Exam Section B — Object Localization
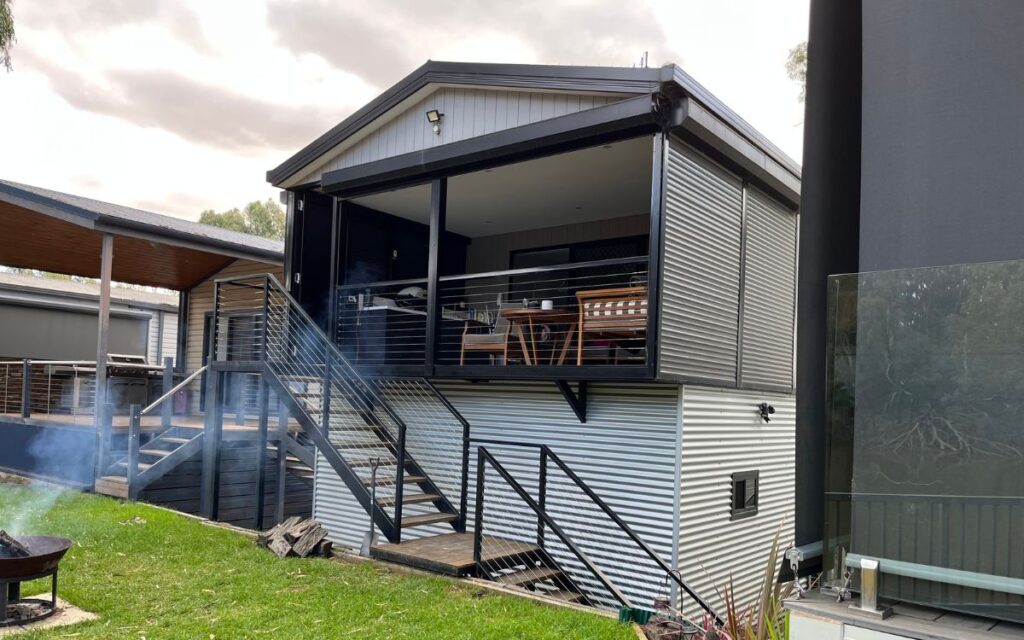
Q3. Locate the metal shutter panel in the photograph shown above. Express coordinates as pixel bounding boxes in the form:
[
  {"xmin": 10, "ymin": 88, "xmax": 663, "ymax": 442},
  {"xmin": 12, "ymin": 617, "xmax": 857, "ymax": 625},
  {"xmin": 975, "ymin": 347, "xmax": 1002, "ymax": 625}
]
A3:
[{"xmin": 659, "ymin": 138, "xmax": 742, "ymax": 384}]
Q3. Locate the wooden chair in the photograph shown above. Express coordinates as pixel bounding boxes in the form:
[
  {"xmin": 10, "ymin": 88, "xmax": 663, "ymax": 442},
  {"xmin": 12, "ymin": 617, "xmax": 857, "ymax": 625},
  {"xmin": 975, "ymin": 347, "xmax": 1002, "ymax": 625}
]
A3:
[
  {"xmin": 460, "ymin": 306, "xmax": 513, "ymax": 365},
  {"xmin": 575, "ymin": 286, "xmax": 648, "ymax": 365}
]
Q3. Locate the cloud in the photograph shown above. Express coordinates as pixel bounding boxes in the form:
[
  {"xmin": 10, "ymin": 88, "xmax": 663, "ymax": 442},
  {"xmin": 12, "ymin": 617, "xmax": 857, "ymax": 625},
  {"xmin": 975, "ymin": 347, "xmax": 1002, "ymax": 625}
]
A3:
[
  {"xmin": 266, "ymin": 0, "xmax": 674, "ymax": 88},
  {"xmin": 19, "ymin": 50, "xmax": 338, "ymax": 152},
  {"xmin": 15, "ymin": 0, "xmax": 212, "ymax": 53}
]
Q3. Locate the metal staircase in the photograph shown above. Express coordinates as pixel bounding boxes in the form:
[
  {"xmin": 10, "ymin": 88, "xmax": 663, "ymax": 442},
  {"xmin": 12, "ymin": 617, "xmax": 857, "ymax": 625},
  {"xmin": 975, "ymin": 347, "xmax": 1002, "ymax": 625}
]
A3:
[
  {"xmin": 215, "ymin": 274, "xmax": 463, "ymax": 543},
  {"xmin": 473, "ymin": 441, "xmax": 722, "ymax": 621}
]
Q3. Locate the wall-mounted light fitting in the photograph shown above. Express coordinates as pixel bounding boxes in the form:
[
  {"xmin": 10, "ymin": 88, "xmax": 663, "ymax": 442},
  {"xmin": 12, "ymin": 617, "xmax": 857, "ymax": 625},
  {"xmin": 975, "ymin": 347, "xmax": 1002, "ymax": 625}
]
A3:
[{"xmin": 425, "ymin": 109, "xmax": 444, "ymax": 135}]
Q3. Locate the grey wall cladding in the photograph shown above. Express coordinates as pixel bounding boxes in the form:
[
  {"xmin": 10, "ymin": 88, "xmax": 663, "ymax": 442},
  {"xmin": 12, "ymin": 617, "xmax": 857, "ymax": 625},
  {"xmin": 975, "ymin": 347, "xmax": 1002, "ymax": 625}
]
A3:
[
  {"xmin": 659, "ymin": 138, "xmax": 743, "ymax": 385},
  {"xmin": 740, "ymin": 187, "xmax": 797, "ymax": 389},
  {"xmin": 659, "ymin": 137, "xmax": 797, "ymax": 391}
]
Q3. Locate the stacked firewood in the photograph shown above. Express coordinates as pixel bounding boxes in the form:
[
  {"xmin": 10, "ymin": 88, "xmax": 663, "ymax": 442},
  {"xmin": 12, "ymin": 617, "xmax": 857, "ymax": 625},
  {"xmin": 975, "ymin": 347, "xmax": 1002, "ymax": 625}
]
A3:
[{"xmin": 257, "ymin": 517, "xmax": 332, "ymax": 559}]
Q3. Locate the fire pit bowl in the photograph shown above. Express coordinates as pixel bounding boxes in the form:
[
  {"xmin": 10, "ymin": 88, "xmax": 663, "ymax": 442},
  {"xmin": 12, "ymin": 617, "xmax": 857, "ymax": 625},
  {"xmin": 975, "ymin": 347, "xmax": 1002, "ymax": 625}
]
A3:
[{"xmin": 0, "ymin": 535, "xmax": 73, "ymax": 627}]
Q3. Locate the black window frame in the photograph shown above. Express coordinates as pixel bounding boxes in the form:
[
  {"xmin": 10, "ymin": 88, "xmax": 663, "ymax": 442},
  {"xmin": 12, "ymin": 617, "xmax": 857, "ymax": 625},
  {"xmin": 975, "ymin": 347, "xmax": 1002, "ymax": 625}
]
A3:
[{"xmin": 730, "ymin": 470, "xmax": 759, "ymax": 521}]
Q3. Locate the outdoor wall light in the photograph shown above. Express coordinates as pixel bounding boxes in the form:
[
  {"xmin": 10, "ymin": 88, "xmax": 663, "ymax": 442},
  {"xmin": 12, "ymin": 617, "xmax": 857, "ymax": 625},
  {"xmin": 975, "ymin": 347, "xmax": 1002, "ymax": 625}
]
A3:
[{"xmin": 425, "ymin": 109, "xmax": 444, "ymax": 135}]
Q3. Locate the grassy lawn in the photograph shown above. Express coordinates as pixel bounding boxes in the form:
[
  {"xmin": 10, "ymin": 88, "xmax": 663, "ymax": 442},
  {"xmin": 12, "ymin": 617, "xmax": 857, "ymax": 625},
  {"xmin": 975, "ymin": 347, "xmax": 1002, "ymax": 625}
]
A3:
[{"xmin": 0, "ymin": 484, "xmax": 635, "ymax": 639}]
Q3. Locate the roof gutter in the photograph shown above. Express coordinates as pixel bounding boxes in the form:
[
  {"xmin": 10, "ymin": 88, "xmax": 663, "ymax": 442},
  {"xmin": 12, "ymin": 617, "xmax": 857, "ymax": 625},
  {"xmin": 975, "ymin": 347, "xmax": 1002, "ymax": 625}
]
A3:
[{"xmin": 320, "ymin": 93, "xmax": 665, "ymax": 198}]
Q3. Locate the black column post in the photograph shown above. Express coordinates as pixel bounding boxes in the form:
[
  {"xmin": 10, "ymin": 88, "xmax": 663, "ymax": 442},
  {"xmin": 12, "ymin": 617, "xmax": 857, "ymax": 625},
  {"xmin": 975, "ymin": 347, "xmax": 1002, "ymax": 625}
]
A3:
[
  {"xmin": 424, "ymin": 177, "xmax": 447, "ymax": 376},
  {"xmin": 254, "ymin": 375, "xmax": 269, "ymax": 530},
  {"xmin": 161, "ymin": 356, "xmax": 174, "ymax": 429},
  {"xmin": 645, "ymin": 132, "xmax": 666, "ymax": 378},
  {"xmin": 200, "ymin": 370, "xmax": 223, "ymax": 519},
  {"xmin": 20, "ymin": 359, "xmax": 31, "ymax": 418},
  {"xmin": 274, "ymin": 404, "xmax": 288, "ymax": 524}
]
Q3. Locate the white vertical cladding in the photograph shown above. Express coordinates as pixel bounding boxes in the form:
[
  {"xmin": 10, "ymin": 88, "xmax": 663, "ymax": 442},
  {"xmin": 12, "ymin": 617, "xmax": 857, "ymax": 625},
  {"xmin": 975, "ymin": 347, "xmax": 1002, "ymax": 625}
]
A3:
[
  {"xmin": 314, "ymin": 381, "xmax": 681, "ymax": 597},
  {"xmin": 659, "ymin": 137, "xmax": 743, "ymax": 384},
  {"xmin": 146, "ymin": 312, "xmax": 160, "ymax": 364},
  {"xmin": 322, "ymin": 87, "xmax": 624, "ymax": 176},
  {"xmin": 161, "ymin": 312, "xmax": 178, "ymax": 367},
  {"xmin": 677, "ymin": 386, "xmax": 795, "ymax": 616},
  {"xmin": 740, "ymin": 187, "xmax": 798, "ymax": 390}
]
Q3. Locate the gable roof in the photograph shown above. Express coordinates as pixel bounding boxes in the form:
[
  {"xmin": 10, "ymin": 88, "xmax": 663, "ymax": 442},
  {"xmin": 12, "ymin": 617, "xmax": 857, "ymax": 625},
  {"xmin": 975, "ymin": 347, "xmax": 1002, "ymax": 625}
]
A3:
[
  {"xmin": 0, "ymin": 180, "xmax": 283, "ymax": 262},
  {"xmin": 267, "ymin": 60, "xmax": 801, "ymax": 188}
]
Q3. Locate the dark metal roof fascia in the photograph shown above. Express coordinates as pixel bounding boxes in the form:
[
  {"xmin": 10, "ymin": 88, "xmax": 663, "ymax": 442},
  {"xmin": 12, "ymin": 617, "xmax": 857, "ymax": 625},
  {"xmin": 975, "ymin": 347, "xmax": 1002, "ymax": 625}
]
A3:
[
  {"xmin": 0, "ymin": 184, "xmax": 100, "ymax": 228},
  {"xmin": 667, "ymin": 66, "xmax": 802, "ymax": 180},
  {"xmin": 676, "ymin": 97, "xmax": 801, "ymax": 206},
  {"xmin": 319, "ymin": 93, "xmax": 661, "ymax": 198},
  {"xmin": 92, "ymin": 217, "xmax": 284, "ymax": 265},
  {"xmin": 266, "ymin": 61, "xmax": 663, "ymax": 186}
]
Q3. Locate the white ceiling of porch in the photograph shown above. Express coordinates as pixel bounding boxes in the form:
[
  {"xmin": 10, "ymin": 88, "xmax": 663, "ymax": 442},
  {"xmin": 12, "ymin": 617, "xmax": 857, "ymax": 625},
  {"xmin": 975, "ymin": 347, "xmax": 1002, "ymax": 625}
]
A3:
[{"xmin": 351, "ymin": 135, "xmax": 653, "ymax": 238}]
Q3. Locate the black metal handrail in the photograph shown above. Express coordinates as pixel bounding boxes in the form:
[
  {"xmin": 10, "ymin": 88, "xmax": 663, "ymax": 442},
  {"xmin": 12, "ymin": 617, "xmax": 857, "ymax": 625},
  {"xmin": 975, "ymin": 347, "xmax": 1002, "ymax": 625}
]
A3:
[
  {"xmin": 470, "ymin": 438, "xmax": 722, "ymax": 623},
  {"xmin": 336, "ymin": 255, "xmax": 649, "ymax": 291},
  {"xmin": 473, "ymin": 446, "xmax": 631, "ymax": 608}
]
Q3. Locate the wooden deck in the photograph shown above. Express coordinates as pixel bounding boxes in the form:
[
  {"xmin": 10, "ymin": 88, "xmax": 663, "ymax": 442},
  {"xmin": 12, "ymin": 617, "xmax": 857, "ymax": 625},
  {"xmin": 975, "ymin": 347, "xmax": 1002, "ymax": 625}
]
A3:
[{"xmin": 371, "ymin": 532, "xmax": 540, "ymax": 576}]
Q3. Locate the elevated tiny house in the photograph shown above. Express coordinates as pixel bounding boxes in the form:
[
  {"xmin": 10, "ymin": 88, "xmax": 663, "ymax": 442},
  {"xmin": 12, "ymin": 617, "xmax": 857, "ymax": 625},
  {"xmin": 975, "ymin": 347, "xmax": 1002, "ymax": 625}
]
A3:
[{"xmin": 212, "ymin": 62, "xmax": 799, "ymax": 615}]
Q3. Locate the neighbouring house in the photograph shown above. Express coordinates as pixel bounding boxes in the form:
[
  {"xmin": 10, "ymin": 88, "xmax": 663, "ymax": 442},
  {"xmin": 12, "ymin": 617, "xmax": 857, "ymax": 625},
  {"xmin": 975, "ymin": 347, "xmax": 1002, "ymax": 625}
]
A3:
[
  {"xmin": 199, "ymin": 61, "xmax": 800, "ymax": 617},
  {"xmin": 0, "ymin": 180, "xmax": 311, "ymax": 530},
  {"xmin": 789, "ymin": 0, "xmax": 1024, "ymax": 637},
  {"xmin": 0, "ymin": 270, "xmax": 178, "ymax": 365}
]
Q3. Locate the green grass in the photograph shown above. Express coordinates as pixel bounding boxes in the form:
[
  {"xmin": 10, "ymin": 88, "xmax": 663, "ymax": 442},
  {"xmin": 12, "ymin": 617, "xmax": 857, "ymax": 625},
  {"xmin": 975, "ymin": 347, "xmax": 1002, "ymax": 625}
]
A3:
[{"xmin": 0, "ymin": 485, "xmax": 635, "ymax": 639}]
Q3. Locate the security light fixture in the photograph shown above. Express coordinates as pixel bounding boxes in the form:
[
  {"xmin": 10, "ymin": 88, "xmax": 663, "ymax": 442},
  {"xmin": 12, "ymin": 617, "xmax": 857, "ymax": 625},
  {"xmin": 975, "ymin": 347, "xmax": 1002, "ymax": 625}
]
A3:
[{"xmin": 426, "ymin": 109, "xmax": 444, "ymax": 135}]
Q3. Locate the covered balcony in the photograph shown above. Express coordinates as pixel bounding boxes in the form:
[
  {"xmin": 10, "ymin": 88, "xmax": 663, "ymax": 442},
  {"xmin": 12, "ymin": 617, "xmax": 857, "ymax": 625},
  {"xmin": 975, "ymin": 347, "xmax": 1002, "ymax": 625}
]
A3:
[{"xmin": 325, "ymin": 135, "xmax": 659, "ymax": 380}]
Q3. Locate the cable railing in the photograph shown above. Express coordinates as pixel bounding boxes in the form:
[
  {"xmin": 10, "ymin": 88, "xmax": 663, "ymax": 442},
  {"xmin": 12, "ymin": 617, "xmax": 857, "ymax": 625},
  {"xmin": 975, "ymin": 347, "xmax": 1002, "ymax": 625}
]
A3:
[
  {"xmin": 472, "ymin": 440, "xmax": 721, "ymax": 622},
  {"xmin": 0, "ymin": 359, "xmax": 164, "ymax": 425},
  {"xmin": 474, "ymin": 445, "xmax": 629, "ymax": 610},
  {"xmin": 335, "ymin": 256, "xmax": 650, "ymax": 371},
  {"xmin": 214, "ymin": 274, "xmax": 463, "ymax": 542}
]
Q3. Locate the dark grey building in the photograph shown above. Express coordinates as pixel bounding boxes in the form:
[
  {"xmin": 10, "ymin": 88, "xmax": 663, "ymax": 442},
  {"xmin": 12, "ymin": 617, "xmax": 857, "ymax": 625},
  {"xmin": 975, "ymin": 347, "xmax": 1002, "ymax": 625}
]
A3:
[{"xmin": 794, "ymin": 0, "xmax": 1024, "ymax": 632}]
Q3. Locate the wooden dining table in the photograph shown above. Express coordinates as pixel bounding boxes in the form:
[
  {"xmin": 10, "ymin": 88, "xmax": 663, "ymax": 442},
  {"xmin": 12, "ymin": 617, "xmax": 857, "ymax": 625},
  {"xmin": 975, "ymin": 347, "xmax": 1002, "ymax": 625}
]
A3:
[{"xmin": 498, "ymin": 307, "xmax": 578, "ymax": 366}]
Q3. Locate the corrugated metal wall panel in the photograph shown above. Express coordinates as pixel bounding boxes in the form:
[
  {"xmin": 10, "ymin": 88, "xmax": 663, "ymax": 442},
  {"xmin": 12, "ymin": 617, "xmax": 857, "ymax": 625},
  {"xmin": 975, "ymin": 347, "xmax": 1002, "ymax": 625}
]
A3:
[
  {"xmin": 659, "ymin": 138, "xmax": 743, "ymax": 384},
  {"xmin": 313, "ymin": 381, "xmax": 681, "ymax": 605},
  {"xmin": 740, "ymin": 188, "xmax": 798, "ymax": 389},
  {"xmin": 677, "ymin": 386, "xmax": 795, "ymax": 616},
  {"xmin": 296, "ymin": 88, "xmax": 625, "ymax": 183}
]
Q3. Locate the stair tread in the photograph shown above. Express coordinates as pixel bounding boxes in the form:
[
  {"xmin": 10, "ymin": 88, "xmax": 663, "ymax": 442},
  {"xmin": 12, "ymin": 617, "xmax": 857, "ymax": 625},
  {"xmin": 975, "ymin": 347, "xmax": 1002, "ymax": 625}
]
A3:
[
  {"xmin": 542, "ymin": 589, "xmax": 584, "ymax": 603},
  {"xmin": 400, "ymin": 513, "xmax": 459, "ymax": 528},
  {"xmin": 114, "ymin": 461, "xmax": 154, "ymax": 470},
  {"xmin": 98, "ymin": 475, "xmax": 127, "ymax": 484},
  {"xmin": 494, "ymin": 566, "xmax": 563, "ymax": 586},
  {"xmin": 361, "ymin": 474, "xmax": 426, "ymax": 486},
  {"xmin": 161, "ymin": 437, "xmax": 192, "ymax": 444},
  {"xmin": 375, "ymin": 493, "xmax": 442, "ymax": 507},
  {"xmin": 329, "ymin": 441, "xmax": 392, "ymax": 450},
  {"xmin": 139, "ymin": 448, "xmax": 172, "ymax": 458}
]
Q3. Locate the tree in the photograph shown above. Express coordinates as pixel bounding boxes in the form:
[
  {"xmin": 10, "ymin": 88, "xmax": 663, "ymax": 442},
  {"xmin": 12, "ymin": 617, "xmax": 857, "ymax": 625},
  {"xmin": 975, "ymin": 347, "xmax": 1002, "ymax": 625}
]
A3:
[
  {"xmin": 1, "ymin": 0, "xmax": 14, "ymax": 71},
  {"xmin": 786, "ymin": 41, "xmax": 807, "ymax": 102},
  {"xmin": 199, "ymin": 199, "xmax": 285, "ymax": 240}
]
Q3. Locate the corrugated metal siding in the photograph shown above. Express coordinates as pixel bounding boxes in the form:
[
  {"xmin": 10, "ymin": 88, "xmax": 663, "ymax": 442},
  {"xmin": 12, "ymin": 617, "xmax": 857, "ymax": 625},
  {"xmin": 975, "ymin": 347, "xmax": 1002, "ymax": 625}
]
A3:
[
  {"xmin": 314, "ymin": 381, "xmax": 681, "ymax": 604},
  {"xmin": 677, "ymin": 386, "xmax": 795, "ymax": 616},
  {"xmin": 298, "ymin": 88, "xmax": 625, "ymax": 183},
  {"xmin": 740, "ymin": 188, "xmax": 797, "ymax": 390},
  {"xmin": 659, "ymin": 138, "xmax": 743, "ymax": 384}
]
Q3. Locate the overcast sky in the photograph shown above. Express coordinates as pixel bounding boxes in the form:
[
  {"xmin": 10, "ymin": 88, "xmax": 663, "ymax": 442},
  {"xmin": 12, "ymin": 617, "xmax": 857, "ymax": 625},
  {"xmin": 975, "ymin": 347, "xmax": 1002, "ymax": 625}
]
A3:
[{"xmin": 0, "ymin": 0, "xmax": 809, "ymax": 220}]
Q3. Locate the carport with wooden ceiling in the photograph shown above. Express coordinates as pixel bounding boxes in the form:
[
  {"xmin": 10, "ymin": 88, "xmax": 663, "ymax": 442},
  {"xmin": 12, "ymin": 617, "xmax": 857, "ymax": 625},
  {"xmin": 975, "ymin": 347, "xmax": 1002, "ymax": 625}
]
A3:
[
  {"xmin": 0, "ymin": 181, "xmax": 309, "ymax": 531},
  {"xmin": 0, "ymin": 179, "xmax": 282, "ymax": 412}
]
